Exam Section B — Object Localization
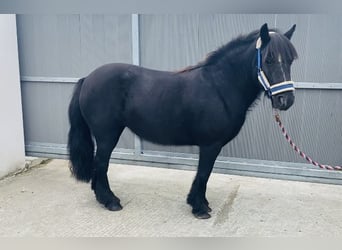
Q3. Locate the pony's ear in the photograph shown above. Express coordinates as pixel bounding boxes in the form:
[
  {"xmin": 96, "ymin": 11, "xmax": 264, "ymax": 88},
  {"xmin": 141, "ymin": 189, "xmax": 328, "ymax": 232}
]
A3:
[
  {"xmin": 260, "ymin": 23, "xmax": 270, "ymax": 45},
  {"xmin": 284, "ymin": 24, "xmax": 296, "ymax": 40}
]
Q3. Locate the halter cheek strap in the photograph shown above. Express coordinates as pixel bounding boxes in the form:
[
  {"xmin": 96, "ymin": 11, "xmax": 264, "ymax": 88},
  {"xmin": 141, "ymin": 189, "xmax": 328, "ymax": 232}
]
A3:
[{"xmin": 256, "ymin": 36, "xmax": 295, "ymax": 97}]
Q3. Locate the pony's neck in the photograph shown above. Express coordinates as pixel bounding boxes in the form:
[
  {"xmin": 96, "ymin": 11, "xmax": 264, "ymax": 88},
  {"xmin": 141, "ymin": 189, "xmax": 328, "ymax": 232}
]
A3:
[{"xmin": 206, "ymin": 42, "xmax": 262, "ymax": 109}]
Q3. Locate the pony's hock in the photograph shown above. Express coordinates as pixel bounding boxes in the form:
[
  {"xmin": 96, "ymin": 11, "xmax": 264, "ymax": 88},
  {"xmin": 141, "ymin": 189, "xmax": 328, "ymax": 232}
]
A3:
[{"xmin": 68, "ymin": 23, "xmax": 298, "ymax": 219}]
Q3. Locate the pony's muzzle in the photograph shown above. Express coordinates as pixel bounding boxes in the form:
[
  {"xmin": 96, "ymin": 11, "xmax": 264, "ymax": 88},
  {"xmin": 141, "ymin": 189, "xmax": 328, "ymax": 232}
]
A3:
[{"xmin": 272, "ymin": 91, "xmax": 295, "ymax": 110}]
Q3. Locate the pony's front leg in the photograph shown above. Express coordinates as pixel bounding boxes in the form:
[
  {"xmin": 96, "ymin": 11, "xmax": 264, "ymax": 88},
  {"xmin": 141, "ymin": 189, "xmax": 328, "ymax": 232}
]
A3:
[{"xmin": 187, "ymin": 143, "xmax": 222, "ymax": 219}]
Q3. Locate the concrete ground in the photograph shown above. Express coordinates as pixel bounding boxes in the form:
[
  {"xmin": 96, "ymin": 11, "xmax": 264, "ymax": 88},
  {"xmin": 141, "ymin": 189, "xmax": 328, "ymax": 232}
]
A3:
[{"xmin": 1, "ymin": 158, "xmax": 342, "ymax": 237}]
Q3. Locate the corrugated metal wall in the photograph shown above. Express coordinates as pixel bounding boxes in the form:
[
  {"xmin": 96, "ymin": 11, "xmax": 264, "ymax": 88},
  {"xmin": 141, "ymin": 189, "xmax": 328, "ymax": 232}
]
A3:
[
  {"xmin": 18, "ymin": 15, "xmax": 135, "ymax": 151},
  {"xmin": 17, "ymin": 14, "xmax": 342, "ymax": 183},
  {"xmin": 140, "ymin": 14, "xmax": 342, "ymax": 83}
]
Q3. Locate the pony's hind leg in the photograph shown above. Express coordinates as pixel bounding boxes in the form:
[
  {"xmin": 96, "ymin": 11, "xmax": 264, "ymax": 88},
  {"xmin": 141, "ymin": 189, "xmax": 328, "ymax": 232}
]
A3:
[
  {"xmin": 187, "ymin": 143, "xmax": 222, "ymax": 219},
  {"xmin": 92, "ymin": 126, "xmax": 125, "ymax": 211}
]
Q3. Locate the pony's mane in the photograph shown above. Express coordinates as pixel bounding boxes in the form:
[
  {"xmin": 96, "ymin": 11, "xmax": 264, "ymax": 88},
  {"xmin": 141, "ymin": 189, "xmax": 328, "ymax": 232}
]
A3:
[{"xmin": 177, "ymin": 28, "xmax": 298, "ymax": 73}]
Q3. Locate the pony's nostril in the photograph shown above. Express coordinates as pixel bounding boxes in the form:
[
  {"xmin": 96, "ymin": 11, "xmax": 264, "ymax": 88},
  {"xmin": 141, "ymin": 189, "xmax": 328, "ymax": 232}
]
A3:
[{"xmin": 278, "ymin": 95, "xmax": 286, "ymax": 106}]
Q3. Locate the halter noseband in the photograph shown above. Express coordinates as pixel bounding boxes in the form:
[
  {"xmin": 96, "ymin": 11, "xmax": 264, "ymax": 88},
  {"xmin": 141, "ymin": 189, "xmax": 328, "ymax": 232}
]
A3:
[{"xmin": 256, "ymin": 34, "xmax": 295, "ymax": 97}]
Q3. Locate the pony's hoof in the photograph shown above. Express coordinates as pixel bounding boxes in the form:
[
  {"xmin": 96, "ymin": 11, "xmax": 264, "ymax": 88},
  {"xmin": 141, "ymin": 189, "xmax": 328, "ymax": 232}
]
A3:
[
  {"xmin": 194, "ymin": 211, "xmax": 211, "ymax": 219},
  {"xmin": 106, "ymin": 201, "xmax": 123, "ymax": 211}
]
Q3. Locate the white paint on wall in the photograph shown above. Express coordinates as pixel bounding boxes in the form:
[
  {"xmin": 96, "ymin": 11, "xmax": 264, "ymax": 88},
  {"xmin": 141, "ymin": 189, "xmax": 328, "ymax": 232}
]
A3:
[{"xmin": 0, "ymin": 15, "xmax": 25, "ymax": 178}]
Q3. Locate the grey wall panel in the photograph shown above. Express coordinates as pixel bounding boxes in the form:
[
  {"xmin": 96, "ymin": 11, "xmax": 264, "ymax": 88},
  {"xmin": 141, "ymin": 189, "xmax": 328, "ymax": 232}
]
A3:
[
  {"xmin": 274, "ymin": 14, "xmax": 310, "ymax": 84},
  {"xmin": 17, "ymin": 15, "xmax": 83, "ymax": 77},
  {"xmin": 140, "ymin": 14, "xmax": 201, "ymax": 71},
  {"xmin": 276, "ymin": 15, "xmax": 342, "ymax": 83},
  {"xmin": 197, "ymin": 14, "xmax": 276, "ymax": 58},
  {"xmin": 21, "ymin": 81, "xmax": 75, "ymax": 144},
  {"xmin": 140, "ymin": 14, "xmax": 276, "ymax": 71},
  {"xmin": 18, "ymin": 14, "xmax": 135, "ymax": 150},
  {"xmin": 17, "ymin": 14, "xmax": 132, "ymax": 77},
  {"xmin": 78, "ymin": 15, "xmax": 132, "ymax": 75},
  {"xmin": 139, "ymin": 14, "xmax": 342, "ymax": 83},
  {"xmin": 310, "ymin": 90, "xmax": 342, "ymax": 164}
]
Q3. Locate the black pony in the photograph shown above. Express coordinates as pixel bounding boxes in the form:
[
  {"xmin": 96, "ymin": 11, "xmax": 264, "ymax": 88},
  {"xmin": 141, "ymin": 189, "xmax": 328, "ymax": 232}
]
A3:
[{"xmin": 68, "ymin": 23, "xmax": 298, "ymax": 219}]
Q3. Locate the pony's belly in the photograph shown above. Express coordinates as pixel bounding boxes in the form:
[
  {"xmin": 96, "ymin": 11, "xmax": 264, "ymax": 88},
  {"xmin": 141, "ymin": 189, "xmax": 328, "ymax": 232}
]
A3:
[{"xmin": 127, "ymin": 121, "xmax": 195, "ymax": 146}]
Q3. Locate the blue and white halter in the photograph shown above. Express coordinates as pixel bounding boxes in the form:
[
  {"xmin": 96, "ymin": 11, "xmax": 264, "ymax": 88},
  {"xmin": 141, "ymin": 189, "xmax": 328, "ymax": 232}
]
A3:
[{"xmin": 256, "ymin": 33, "xmax": 295, "ymax": 97}]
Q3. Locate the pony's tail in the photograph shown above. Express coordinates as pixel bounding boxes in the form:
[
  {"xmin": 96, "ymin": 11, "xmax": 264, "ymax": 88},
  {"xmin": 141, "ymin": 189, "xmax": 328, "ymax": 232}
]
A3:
[{"xmin": 67, "ymin": 78, "xmax": 94, "ymax": 182}]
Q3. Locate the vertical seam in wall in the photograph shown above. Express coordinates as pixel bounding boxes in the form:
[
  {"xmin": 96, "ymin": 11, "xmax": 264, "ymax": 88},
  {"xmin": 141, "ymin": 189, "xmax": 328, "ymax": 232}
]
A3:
[
  {"xmin": 132, "ymin": 14, "xmax": 140, "ymax": 66},
  {"xmin": 131, "ymin": 14, "xmax": 143, "ymax": 155}
]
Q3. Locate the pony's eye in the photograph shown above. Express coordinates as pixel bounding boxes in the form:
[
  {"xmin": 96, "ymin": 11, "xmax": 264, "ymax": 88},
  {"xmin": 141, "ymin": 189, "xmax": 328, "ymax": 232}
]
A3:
[{"xmin": 265, "ymin": 57, "xmax": 274, "ymax": 65}]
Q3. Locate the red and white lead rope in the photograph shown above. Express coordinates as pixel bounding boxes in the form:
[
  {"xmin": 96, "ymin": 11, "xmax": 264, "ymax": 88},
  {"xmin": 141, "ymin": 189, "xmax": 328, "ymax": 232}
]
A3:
[{"xmin": 274, "ymin": 111, "xmax": 342, "ymax": 171}]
